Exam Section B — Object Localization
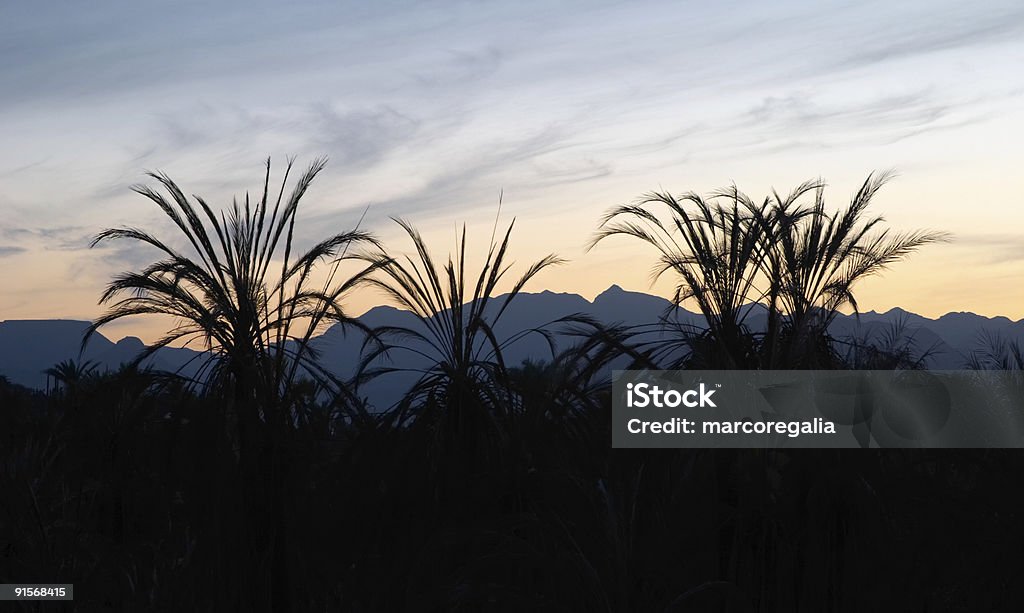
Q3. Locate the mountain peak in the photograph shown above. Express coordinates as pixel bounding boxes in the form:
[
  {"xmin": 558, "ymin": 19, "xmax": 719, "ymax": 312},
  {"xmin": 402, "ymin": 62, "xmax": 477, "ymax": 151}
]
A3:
[
  {"xmin": 115, "ymin": 336, "xmax": 146, "ymax": 349},
  {"xmin": 595, "ymin": 284, "xmax": 627, "ymax": 300},
  {"xmin": 938, "ymin": 310, "xmax": 980, "ymax": 319}
]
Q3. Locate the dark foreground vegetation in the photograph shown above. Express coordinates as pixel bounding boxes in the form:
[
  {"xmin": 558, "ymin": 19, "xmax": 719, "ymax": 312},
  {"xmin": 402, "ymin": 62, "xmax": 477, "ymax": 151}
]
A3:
[{"xmin": 2, "ymin": 159, "xmax": 1022, "ymax": 612}]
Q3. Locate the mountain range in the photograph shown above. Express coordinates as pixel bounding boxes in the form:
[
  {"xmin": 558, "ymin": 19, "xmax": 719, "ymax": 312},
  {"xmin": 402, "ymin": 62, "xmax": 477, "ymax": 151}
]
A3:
[{"xmin": 2, "ymin": 286, "xmax": 1021, "ymax": 407}]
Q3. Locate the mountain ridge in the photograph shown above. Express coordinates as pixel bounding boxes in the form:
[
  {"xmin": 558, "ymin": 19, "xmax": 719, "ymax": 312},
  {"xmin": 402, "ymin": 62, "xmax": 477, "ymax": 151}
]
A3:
[{"xmin": 3, "ymin": 287, "xmax": 1022, "ymax": 395}]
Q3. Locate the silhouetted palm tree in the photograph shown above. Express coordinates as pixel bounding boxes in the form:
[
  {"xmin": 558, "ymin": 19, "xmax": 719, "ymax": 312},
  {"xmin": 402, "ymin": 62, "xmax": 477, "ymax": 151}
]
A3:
[
  {"xmin": 44, "ymin": 358, "xmax": 97, "ymax": 396},
  {"xmin": 969, "ymin": 331, "xmax": 1024, "ymax": 371},
  {"xmin": 591, "ymin": 184, "xmax": 782, "ymax": 367},
  {"xmin": 360, "ymin": 217, "xmax": 562, "ymax": 413},
  {"xmin": 840, "ymin": 316, "xmax": 939, "ymax": 369},
  {"xmin": 592, "ymin": 173, "xmax": 948, "ymax": 368},
  {"xmin": 89, "ymin": 157, "xmax": 378, "ymax": 407},
  {"xmin": 87, "ymin": 157, "xmax": 379, "ymax": 613},
  {"xmin": 765, "ymin": 172, "xmax": 949, "ymax": 367},
  {"xmin": 358, "ymin": 217, "xmax": 563, "ymax": 511}
]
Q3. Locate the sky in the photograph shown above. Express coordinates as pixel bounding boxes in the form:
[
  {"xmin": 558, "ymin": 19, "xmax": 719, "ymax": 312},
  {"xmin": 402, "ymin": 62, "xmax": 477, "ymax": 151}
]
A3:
[{"xmin": 1, "ymin": 0, "xmax": 1023, "ymax": 342}]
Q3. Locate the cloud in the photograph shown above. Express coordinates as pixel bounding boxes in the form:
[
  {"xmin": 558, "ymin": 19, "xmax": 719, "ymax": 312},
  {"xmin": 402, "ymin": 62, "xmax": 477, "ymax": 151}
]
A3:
[
  {"xmin": 669, "ymin": 87, "xmax": 1002, "ymax": 160},
  {"xmin": 748, "ymin": 90, "xmax": 971, "ymax": 147},
  {"xmin": 0, "ymin": 246, "xmax": 26, "ymax": 258},
  {"xmin": 0, "ymin": 158, "xmax": 51, "ymax": 178},
  {"xmin": 953, "ymin": 233, "xmax": 1024, "ymax": 264},
  {"xmin": 117, "ymin": 102, "xmax": 427, "ymax": 185},
  {"xmin": 410, "ymin": 46, "xmax": 504, "ymax": 90},
  {"xmin": 747, "ymin": 91, "xmax": 948, "ymax": 131},
  {"xmin": 0, "ymin": 1, "xmax": 357, "ymax": 108},
  {"xmin": 0, "ymin": 226, "xmax": 97, "ymax": 253},
  {"xmin": 343, "ymin": 124, "xmax": 582, "ymax": 221},
  {"xmin": 830, "ymin": 5, "xmax": 1024, "ymax": 71},
  {"xmin": 309, "ymin": 104, "xmax": 421, "ymax": 169}
]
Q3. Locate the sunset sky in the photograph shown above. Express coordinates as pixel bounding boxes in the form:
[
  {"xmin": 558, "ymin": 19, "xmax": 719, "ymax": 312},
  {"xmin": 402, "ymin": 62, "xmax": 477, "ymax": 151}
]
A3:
[{"xmin": 2, "ymin": 0, "xmax": 1023, "ymax": 343}]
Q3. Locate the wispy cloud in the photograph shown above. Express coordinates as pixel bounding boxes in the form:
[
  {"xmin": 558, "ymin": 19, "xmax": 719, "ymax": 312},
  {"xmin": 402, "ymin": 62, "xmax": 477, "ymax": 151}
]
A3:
[
  {"xmin": 955, "ymin": 233, "xmax": 1024, "ymax": 264},
  {"xmin": 0, "ymin": 226, "xmax": 97, "ymax": 252},
  {"xmin": 830, "ymin": 4, "xmax": 1024, "ymax": 71},
  {"xmin": 1, "ymin": 0, "xmax": 1023, "ymax": 323}
]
